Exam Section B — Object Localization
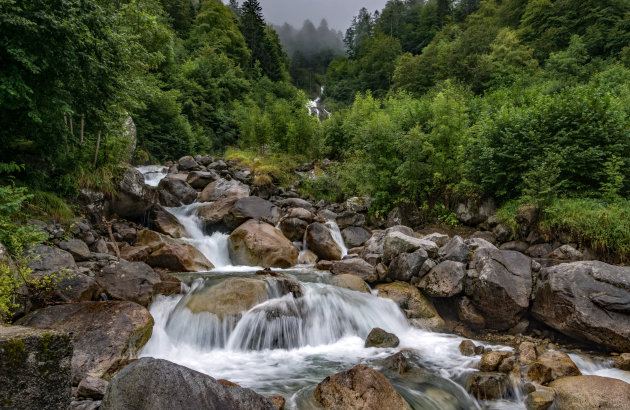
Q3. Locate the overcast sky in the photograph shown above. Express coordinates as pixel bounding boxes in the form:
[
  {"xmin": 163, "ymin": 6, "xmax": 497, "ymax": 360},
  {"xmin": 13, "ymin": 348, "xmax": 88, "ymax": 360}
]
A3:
[{"xmin": 244, "ymin": 0, "xmax": 390, "ymax": 31}]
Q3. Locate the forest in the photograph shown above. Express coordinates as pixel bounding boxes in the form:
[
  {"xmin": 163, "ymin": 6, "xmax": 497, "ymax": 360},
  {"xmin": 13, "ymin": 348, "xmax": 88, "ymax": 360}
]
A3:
[{"xmin": 1, "ymin": 0, "xmax": 630, "ymax": 260}]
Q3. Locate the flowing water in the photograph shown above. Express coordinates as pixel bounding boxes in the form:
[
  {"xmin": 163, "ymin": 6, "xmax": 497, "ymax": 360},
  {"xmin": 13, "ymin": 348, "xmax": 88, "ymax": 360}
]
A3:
[
  {"xmin": 306, "ymin": 86, "xmax": 331, "ymax": 121},
  {"xmin": 137, "ymin": 165, "xmax": 168, "ymax": 187},
  {"xmin": 137, "ymin": 167, "xmax": 627, "ymax": 409}
]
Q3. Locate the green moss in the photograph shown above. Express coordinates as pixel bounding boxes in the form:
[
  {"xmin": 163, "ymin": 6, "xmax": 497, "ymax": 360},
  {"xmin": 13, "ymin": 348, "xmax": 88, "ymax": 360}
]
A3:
[{"xmin": 3, "ymin": 339, "xmax": 26, "ymax": 370}]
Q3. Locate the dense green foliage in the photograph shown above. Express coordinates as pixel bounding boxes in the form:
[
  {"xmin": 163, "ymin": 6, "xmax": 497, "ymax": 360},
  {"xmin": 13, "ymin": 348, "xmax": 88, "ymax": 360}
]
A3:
[{"xmin": 2, "ymin": 0, "xmax": 630, "ymax": 259}]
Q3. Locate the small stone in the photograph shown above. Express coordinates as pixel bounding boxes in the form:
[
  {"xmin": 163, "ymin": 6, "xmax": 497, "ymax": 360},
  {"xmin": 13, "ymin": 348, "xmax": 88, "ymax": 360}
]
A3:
[
  {"xmin": 365, "ymin": 328, "xmax": 400, "ymax": 348},
  {"xmin": 498, "ymin": 356, "xmax": 517, "ymax": 373},
  {"xmin": 518, "ymin": 342, "xmax": 537, "ymax": 365},
  {"xmin": 527, "ymin": 350, "xmax": 581, "ymax": 385},
  {"xmin": 466, "ymin": 372, "xmax": 509, "ymax": 401},
  {"xmin": 525, "ymin": 386, "xmax": 556, "ymax": 410},
  {"xmin": 77, "ymin": 376, "xmax": 109, "ymax": 400},
  {"xmin": 380, "ymin": 352, "xmax": 409, "ymax": 374},
  {"xmin": 459, "ymin": 340, "xmax": 477, "ymax": 356},
  {"xmin": 613, "ymin": 353, "xmax": 630, "ymax": 370},
  {"xmin": 480, "ymin": 351, "xmax": 513, "ymax": 372},
  {"xmin": 268, "ymin": 395, "xmax": 286, "ymax": 409}
]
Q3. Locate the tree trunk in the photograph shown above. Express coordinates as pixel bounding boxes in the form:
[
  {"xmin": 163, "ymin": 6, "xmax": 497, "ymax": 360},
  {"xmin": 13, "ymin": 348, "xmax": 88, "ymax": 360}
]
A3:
[
  {"xmin": 93, "ymin": 131, "xmax": 101, "ymax": 168},
  {"xmin": 80, "ymin": 114, "xmax": 84, "ymax": 144}
]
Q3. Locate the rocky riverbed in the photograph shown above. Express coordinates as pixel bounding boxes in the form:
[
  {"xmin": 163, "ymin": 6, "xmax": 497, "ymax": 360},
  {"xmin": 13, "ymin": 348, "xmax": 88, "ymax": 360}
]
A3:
[{"xmin": 2, "ymin": 154, "xmax": 629, "ymax": 409}]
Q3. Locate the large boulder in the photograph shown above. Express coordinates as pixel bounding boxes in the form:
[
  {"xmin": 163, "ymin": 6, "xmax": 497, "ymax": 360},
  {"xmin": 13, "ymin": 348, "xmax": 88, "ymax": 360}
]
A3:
[
  {"xmin": 419, "ymin": 260, "xmax": 466, "ymax": 298},
  {"xmin": 455, "ymin": 198, "xmax": 496, "ymax": 226},
  {"xmin": 548, "ymin": 376, "xmax": 630, "ymax": 409},
  {"xmin": 0, "ymin": 326, "xmax": 72, "ymax": 410},
  {"xmin": 335, "ymin": 211, "xmax": 365, "ymax": 229},
  {"xmin": 16, "ymin": 301, "xmax": 154, "ymax": 384},
  {"xmin": 199, "ymin": 178, "xmax": 249, "ymax": 203},
  {"xmin": 110, "ymin": 168, "xmax": 157, "ymax": 220},
  {"xmin": 330, "ymin": 258, "xmax": 378, "ymax": 283},
  {"xmin": 360, "ymin": 226, "xmax": 413, "ymax": 258},
  {"xmin": 150, "ymin": 206, "xmax": 188, "ymax": 238},
  {"xmin": 157, "ymin": 177, "xmax": 197, "ymax": 207},
  {"xmin": 101, "ymin": 358, "xmax": 275, "ymax": 410},
  {"xmin": 29, "ymin": 244, "xmax": 77, "ymax": 275},
  {"xmin": 341, "ymin": 226, "xmax": 371, "ymax": 248},
  {"xmin": 386, "ymin": 249, "xmax": 428, "ymax": 282},
  {"xmin": 228, "ymin": 220, "xmax": 298, "ymax": 268},
  {"xmin": 313, "ymin": 364, "xmax": 412, "ymax": 410},
  {"xmin": 465, "ymin": 248, "xmax": 533, "ymax": 330},
  {"xmin": 329, "ymin": 274, "xmax": 371, "ymax": 293},
  {"xmin": 279, "ymin": 217, "xmax": 309, "ymax": 242},
  {"xmin": 531, "ymin": 261, "xmax": 630, "ymax": 351},
  {"xmin": 306, "ymin": 222, "xmax": 342, "ymax": 261},
  {"xmin": 54, "ymin": 271, "xmax": 101, "ymax": 303},
  {"xmin": 275, "ymin": 198, "xmax": 314, "ymax": 212},
  {"xmin": 383, "ymin": 231, "xmax": 438, "ymax": 262},
  {"xmin": 96, "ymin": 260, "xmax": 160, "ymax": 306},
  {"xmin": 58, "ymin": 239, "xmax": 91, "ymax": 262},
  {"xmin": 223, "ymin": 196, "xmax": 281, "ymax": 230},
  {"xmin": 196, "ymin": 196, "xmax": 241, "ymax": 231},
  {"xmin": 374, "ymin": 282, "xmax": 444, "ymax": 331},
  {"xmin": 186, "ymin": 170, "xmax": 218, "ymax": 189},
  {"xmin": 177, "ymin": 156, "xmax": 198, "ymax": 170},
  {"xmin": 148, "ymin": 242, "xmax": 214, "ymax": 272},
  {"xmin": 186, "ymin": 277, "xmax": 269, "ymax": 319},
  {"xmin": 438, "ymin": 236, "xmax": 470, "ymax": 264}
]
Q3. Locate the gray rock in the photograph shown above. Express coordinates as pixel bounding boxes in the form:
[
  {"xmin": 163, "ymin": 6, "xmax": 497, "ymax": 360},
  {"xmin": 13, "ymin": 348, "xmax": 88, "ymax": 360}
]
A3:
[
  {"xmin": 279, "ymin": 217, "xmax": 309, "ymax": 242},
  {"xmin": 306, "ymin": 222, "xmax": 342, "ymax": 261},
  {"xmin": 419, "ymin": 260, "xmax": 466, "ymax": 298},
  {"xmin": 548, "ymin": 244, "xmax": 583, "ymax": 261},
  {"xmin": 29, "ymin": 244, "xmax": 77, "ymax": 275},
  {"xmin": 345, "ymin": 196, "xmax": 371, "ymax": 213},
  {"xmin": 422, "ymin": 233, "xmax": 450, "ymax": 247},
  {"xmin": 112, "ymin": 222, "xmax": 137, "ymax": 243},
  {"xmin": 16, "ymin": 301, "xmax": 154, "ymax": 384},
  {"xmin": 500, "ymin": 241, "xmax": 529, "ymax": 253},
  {"xmin": 77, "ymin": 376, "xmax": 108, "ymax": 400},
  {"xmin": 364, "ymin": 328, "xmax": 399, "ymax": 348},
  {"xmin": 69, "ymin": 400, "xmax": 101, "ymax": 410},
  {"xmin": 208, "ymin": 160, "xmax": 228, "ymax": 170},
  {"xmin": 186, "ymin": 170, "xmax": 219, "ymax": 189},
  {"xmin": 224, "ymin": 196, "xmax": 281, "ymax": 230},
  {"xmin": 101, "ymin": 358, "xmax": 275, "ymax": 410},
  {"xmin": 532, "ymin": 261, "xmax": 630, "ymax": 351},
  {"xmin": 493, "ymin": 224, "xmax": 512, "ymax": 243},
  {"xmin": 465, "ymin": 237, "xmax": 497, "ymax": 251},
  {"xmin": 466, "ymin": 248, "xmax": 533, "ymax": 330},
  {"xmin": 383, "ymin": 231, "xmax": 438, "ymax": 262},
  {"xmin": 275, "ymin": 197, "xmax": 315, "ymax": 212},
  {"xmin": 199, "ymin": 178, "xmax": 249, "ymax": 202},
  {"xmin": 0, "ymin": 326, "xmax": 72, "ymax": 410},
  {"xmin": 335, "ymin": 211, "xmax": 365, "ymax": 229},
  {"xmin": 438, "ymin": 236, "xmax": 470, "ymax": 264},
  {"xmin": 361, "ymin": 226, "xmax": 413, "ymax": 258},
  {"xmin": 158, "ymin": 177, "xmax": 197, "ymax": 206},
  {"xmin": 548, "ymin": 375, "xmax": 630, "ymax": 410},
  {"xmin": 455, "ymin": 198, "xmax": 496, "ymax": 226},
  {"xmin": 177, "ymin": 156, "xmax": 198, "ymax": 170},
  {"xmin": 331, "ymin": 258, "xmax": 378, "ymax": 283},
  {"xmin": 55, "ymin": 271, "xmax": 101, "ymax": 303},
  {"xmin": 110, "ymin": 168, "xmax": 157, "ymax": 220},
  {"xmin": 341, "ymin": 226, "xmax": 371, "ymax": 248},
  {"xmin": 96, "ymin": 260, "xmax": 160, "ymax": 306},
  {"xmin": 456, "ymin": 296, "xmax": 485, "ymax": 330},
  {"xmin": 59, "ymin": 239, "xmax": 91, "ymax": 262},
  {"xmin": 387, "ymin": 249, "xmax": 428, "ymax": 282},
  {"xmin": 466, "ymin": 372, "xmax": 508, "ymax": 401},
  {"xmin": 526, "ymin": 243, "xmax": 553, "ymax": 258}
]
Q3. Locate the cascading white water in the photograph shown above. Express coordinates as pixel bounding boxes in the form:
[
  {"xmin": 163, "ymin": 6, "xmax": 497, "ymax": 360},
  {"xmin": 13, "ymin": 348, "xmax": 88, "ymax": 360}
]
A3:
[
  {"xmin": 137, "ymin": 165, "xmax": 168, "ymax": 187},
  {"xmin": 325, "ymin": 220, "xmax": 348, "ymax": 257},
  {"xmin": 163, "ymin": 203, "xmax": 233, "ymax": 269},
  {"xmin": 141, "ymin": 274, "xmax": 486, "ymax": 409},
  {"xmin": 306, "ymin": 86, "xmax": 331, "ymax": 120}
]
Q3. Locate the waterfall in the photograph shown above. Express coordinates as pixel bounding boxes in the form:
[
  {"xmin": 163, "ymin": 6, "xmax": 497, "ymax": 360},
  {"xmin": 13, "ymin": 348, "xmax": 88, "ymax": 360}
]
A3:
[
  {"xmin": 137, "ymin": 165, "xmax": 168, "ymax": 187},
  {"xmin": 306, "ymin": 86, "xmax": 330, "ymax": 120},
  {"xmin": 164, "ymin": 203, "xmax": 233, "ymax": 269},
  {"xmin": 325, "ymin": 220, "xmax": 348, "ymax": 257}
]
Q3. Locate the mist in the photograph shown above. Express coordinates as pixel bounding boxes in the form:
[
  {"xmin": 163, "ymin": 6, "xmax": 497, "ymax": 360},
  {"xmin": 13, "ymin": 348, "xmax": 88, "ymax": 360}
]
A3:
[{"xmin": 230, "ymin": 0, "xmax": 389, "ymax": 31}]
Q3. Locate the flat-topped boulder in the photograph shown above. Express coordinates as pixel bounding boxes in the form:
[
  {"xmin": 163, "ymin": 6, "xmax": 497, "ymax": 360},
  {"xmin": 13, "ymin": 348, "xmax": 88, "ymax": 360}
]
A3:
[
  {"xmin": 96, "ymin": 260, "xmax": 161, "ymax": 306},
  {"xmin": 549, "ymin": 376, "xmax": 630, "ymax": 409},
  {"xmin": 186, "ymin": 277, "xmax": 269, "ymax": 319},
  {"xmin": 223, "ymin": 196, "xmax": 281, "ymax": 230},
  {"xmin": 374, "ymin": 282, "xmax": 444, "ymax": 331},
  {"xmin": 199, "ymin": 178, "xmax": 249, "ymax": 202}
]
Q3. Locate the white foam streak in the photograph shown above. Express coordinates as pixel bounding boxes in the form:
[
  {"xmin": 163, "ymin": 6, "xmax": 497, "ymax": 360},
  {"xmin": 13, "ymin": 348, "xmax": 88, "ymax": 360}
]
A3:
[
  {"xmin": 325, "ymin": 220, "xmax": 348, "ymax": 257},
  {"xmin": 137, "ymin": 165, "xmax": 168, "ymax": 187}
]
